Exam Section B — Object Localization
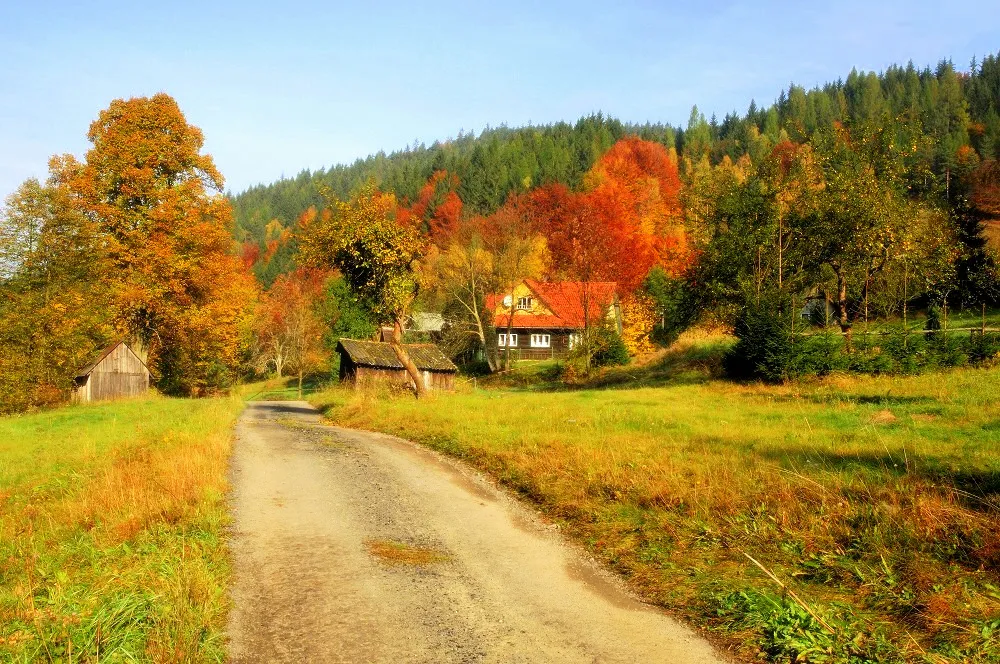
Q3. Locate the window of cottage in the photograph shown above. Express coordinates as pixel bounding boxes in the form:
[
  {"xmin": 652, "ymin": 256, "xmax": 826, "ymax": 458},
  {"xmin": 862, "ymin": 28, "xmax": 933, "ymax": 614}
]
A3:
[
  {"xmin": 516, "ymin": 296, "xmax": 532, "ymax": 310},
  {"xmin": 530, "ymin": 334, "xmax": 551, "ymax": 348},
  {"xmin": 498, "ymin": 333, "xmax": 518, "ymax": 347}
]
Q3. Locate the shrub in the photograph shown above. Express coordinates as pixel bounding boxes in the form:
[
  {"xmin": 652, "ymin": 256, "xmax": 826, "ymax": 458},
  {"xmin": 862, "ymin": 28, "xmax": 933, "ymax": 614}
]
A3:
[
  {"xmin": 725, "ymin": 303, "xmax": 1000, "ymax": 382},
  {"xmin": 723, "ymin": 305, "xmax": 793, "ymax": 382},
  {"xmin": 592, "ymin": 330, "xmax": 631, "ymax": 367},
  {"xmin": 791, "ymin": 329, "xmax": 847, "ymax": 376},
  {"xmin": 966, "ymin": 331, "xmax": 1000, "ymax": 364},
  {"xmin": 458, "ymin": 359, "xmax": 492, "ymax": 377}
]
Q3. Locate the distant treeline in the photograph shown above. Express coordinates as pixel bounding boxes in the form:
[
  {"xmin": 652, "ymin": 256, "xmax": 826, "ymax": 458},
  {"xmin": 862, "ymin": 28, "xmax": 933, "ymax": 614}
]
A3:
[{"xmin": 230, "ymin": 54, "xmax": 1000, "ymax": 285}]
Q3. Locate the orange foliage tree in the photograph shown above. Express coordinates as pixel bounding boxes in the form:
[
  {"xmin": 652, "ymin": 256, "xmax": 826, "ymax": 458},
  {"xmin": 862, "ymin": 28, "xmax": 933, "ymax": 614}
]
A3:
[
  {"xmin": 254, "ymin": 268, "xmax": 331, "ymax": 396},
  {"xmin": 530, "ymin": 137, "xmax": 689, "ymax": 295},
  {"xmin": 397, "ymin": 170, "xmax": 464, "ymax": 246},
  {"xmin": 53, "ymin": 94, "xmax": 257, "ymax": 393},
  {"xmin": 512, "ymin": 137, "xmax": 691, "ymax": 362}
]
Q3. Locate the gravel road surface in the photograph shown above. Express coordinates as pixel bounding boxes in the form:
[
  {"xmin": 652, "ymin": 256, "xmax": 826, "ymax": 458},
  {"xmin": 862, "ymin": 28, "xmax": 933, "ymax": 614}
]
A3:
[{"xmin": 226, "ymin": 400, "xmax": 726, "ymax": 663}]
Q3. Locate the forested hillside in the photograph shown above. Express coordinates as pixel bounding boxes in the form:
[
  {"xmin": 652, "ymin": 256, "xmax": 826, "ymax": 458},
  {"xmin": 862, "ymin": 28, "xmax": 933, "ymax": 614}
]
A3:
[{"xmin": 231, "ymin": 54, "xmax": 1000, "ymax": 285}]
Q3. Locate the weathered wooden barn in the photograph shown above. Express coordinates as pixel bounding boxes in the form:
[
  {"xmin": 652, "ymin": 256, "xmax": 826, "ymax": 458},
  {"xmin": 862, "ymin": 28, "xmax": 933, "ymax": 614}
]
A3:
[
  {"xmin": 336, "ymin": 339, "xmax": 457, "ymax": 391},
  {"xmin": 73, "ymin": 341, "xmax": 152, "ymax": 403}
]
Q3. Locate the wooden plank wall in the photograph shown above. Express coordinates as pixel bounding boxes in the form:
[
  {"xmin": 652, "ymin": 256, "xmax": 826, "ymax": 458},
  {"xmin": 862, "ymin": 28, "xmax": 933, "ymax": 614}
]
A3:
[
  {"xmin": 89, "ymin": 372, "xmax": 149, "ymax": 401},
  {"xmin": 87, "ymin": 344, "xmax": 150, "ymax": 401},
  {"xmin": 348, "ymin": 365, "xmax": 455, "ymax": 391}
]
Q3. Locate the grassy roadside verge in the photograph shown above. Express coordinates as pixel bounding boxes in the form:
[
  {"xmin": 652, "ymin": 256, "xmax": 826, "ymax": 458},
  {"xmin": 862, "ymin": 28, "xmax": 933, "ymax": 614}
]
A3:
[
  {"xmin": 0, "ymin": 394, "xmax": 244, "ymax": 662},
  {"xmin": 311, "ymin": 360, "xmax": 1000, "ymax": 662}
]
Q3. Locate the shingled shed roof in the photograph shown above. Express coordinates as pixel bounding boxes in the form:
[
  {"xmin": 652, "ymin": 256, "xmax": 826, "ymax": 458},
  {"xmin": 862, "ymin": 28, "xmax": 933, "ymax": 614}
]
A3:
[{"xmin": 336, "ymin": 339, "xmax": 457, "ymax": 372}]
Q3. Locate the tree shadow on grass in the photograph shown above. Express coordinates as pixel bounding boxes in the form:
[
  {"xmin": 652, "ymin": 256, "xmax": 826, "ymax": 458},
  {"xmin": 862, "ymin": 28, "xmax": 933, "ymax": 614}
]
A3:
[
  {"xmin": 503, "ymin": 336, "xmax": 734, "ymax": 393},
  {"xmin": 256, "ymin": 403, "xmax": 320, "ymax": 416},
  {"xmin": 760, "ymin": 447, "xmax": 1000, "ymax": 513},
  {"xmin": 766, "ymin": 392, "xmax": 937, "ymax": 407}
]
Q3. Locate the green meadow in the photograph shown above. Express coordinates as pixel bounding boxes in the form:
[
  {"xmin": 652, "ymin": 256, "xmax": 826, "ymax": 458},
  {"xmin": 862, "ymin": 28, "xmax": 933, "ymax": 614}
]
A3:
[
  {"xmin": 0, "ymin": 395, "xmax": 242, "ymax": 662},
  {"xmin": 312, "ymin": 337, "xmax": 1000, "ymax": 663}
]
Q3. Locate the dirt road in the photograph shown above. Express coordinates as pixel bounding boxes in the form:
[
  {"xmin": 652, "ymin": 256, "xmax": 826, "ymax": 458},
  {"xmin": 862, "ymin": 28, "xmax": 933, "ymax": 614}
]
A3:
[{"xmin": 226, "ymin": 400, "xmax": 726, "ymax": 663}]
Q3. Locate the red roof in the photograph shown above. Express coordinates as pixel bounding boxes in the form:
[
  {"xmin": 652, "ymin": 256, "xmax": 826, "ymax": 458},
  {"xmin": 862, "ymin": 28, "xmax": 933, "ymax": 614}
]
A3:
[{"xmin": 488, "ymin": 280, "xmax": 618, "ymax": 329}]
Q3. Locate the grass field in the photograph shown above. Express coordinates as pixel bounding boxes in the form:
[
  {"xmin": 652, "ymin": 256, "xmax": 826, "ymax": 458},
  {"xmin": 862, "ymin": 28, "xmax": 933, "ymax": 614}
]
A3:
[
  {"xmin": 311, "ymin": 335, "xmax": 1000, "ymax": 663},
  {"xmin": 240, "ymin": 375, "xmax": 327, "ymax": 401},
  {"xmin": 0, "ymin": 394, "xmax": 243, "ymax": 662}
]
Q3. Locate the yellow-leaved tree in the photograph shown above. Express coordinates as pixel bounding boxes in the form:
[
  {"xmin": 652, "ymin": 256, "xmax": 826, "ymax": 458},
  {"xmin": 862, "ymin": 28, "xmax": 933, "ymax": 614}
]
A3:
[
  {"xmin": 619, "ymin": 293, "xmax": 659, "ymax": 356},
  {"xmin": 299, "ymin": 184, "xmax": 430, "ymax": 396}
]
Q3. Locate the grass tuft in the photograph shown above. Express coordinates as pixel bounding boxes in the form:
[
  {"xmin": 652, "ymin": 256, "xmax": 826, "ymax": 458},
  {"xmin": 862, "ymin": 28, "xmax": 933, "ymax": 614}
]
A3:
[{"xmin": 0, "ymin": 393, "xmax": 243, "ymax": 662}]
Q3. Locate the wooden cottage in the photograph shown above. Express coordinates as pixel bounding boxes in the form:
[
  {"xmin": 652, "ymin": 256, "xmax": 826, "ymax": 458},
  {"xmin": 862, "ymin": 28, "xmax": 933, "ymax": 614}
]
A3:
[
  {"xmin": 486, "ymin": 280, "xmax": 622, "ymax": 360},
  {"xmin": 336, "ymin": 339, "xmax": 457, "ymax": 391},
  {"xmin": 73, "ymin": 341, "xmax": 152, "ymax": 403}
]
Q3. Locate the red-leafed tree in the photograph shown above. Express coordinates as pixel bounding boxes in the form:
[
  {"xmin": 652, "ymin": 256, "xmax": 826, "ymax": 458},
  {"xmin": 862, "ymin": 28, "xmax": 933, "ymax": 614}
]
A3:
[
  {"xmin": 240, "ymin": 241, "xmax": 261, "ymax": 270},
  {"xmin": 398, "ymin": 170, "xmax": 464, "ymax": 246},
  {"xmin": 515, "ymin": 137, "xmax": 691, "ymax": 368},
  {"xmin": 582, "ymin": 136, "xmax": 689, "ymax": 286},
  {"xmin": 527, "ymin": 137, "xmax": 690, "ymax": 295}
]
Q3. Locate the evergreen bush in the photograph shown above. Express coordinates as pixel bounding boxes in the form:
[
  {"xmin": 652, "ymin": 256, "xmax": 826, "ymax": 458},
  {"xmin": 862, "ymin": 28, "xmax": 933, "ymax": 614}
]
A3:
[
  {"xmin": 592, "ymin": 330, "xmax": 631, "ymax": 367},
  {"xmin": 723, "ymin": 305, "xmax": 793, "ymax": 382}
]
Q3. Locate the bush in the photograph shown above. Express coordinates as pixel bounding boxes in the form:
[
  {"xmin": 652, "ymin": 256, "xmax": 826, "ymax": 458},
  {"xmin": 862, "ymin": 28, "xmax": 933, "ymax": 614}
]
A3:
[
  {"xmin": 966, "ymin": 331, "xmax": 1000, "ymax": 364},
  {"xmin": 592, "ymin": 330, "xmax": 631, "ymax": 367},
  {"xmin": 458, "ymin": 359, "xmax": 492, "ymax": 377},
  {"xmin": 791, "ymin": 329, "xmax": 847, "ymax": 376},
  {"xmin": 723, "ymin": 305, "xmax": 793, "ymax": 382},
  {"xmin": 724, "ymin": 302, "xmax": 1000, "ymax": 382}
]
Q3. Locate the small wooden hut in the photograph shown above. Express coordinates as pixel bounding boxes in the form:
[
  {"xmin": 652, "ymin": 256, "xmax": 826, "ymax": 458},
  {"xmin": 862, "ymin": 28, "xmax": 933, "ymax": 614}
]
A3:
[
  {"xmin": 336, "ymin": 339, "xmax": 457, "ymax": 391},
  {"xmin": 73, "ymin": 341, "xmax": 152, "ymax": 403}
]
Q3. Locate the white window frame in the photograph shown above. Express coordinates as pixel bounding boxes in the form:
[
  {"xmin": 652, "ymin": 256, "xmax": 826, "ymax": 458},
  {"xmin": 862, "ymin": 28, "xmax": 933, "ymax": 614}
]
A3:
[
  {"xmin": 498, "ymin": 333, "xmax": 518, "ymax": 347},
  {"xmin": 516, "ymin": 296, "xmax": 532, "ymax": 310},
  {"xmin": 530, "ymin": 334, "xmax": 551, "ymax": 348},
  {"xmin": 568, "ymin": 333, "xmax": 582, "ymax": 350}
]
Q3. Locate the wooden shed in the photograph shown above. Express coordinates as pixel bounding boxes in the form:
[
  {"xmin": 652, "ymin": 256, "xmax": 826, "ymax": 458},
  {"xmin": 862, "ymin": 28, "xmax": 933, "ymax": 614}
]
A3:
[
  {"xmin": 73, "ymin": 341, "xmax": 152, "ymax": 403},
  {"xmin": 336, "ymin": 339, "xmax": 457, "ymax": 392}
]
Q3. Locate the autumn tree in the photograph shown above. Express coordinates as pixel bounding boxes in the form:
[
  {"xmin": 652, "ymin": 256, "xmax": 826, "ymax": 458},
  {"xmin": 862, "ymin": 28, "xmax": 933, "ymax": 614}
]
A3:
[
  {"xmin": 801, "ymin": 126, "xmax": 925, "ymax": 345},
  {"xmin": 255, "ymin": 268, "xmax": 330, "ymax": 396},
  {"xmin": 0, "ymin": 179, "xmax": 113, "ymax": 412},
  {"xmin": 421, "ymin": 230, "xmax": 498, "ymax": 368},
  {"xmin": 397, "ymin": 170, "xmax": 464, "ymax": 246},
  {"xmin": 482, "ymin": 200, "xmax": 549, "ymax": 370},
  {"xmin": 299, "ymin": 184, "xmax": 430, "ymax": 396},
  {"xmin": 54, "ymin": 94, "xmax": 256, "ymax": 393}
]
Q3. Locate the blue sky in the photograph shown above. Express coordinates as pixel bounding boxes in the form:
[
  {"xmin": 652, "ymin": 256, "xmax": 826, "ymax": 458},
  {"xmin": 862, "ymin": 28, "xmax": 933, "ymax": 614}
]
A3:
[{"xmin": 1, "ymin": 1, "xmax": 998, "ymax": 200}]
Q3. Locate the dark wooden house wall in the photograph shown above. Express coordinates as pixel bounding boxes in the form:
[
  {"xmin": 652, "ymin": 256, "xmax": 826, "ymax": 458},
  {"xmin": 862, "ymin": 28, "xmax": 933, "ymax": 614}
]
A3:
[
  {"xmin": 499, "ymin": 329, "xmax": 573, "ymax": 360},
  {"xmin": 338, "ymin": 357, "xmax": 455, "ymax": 391}
]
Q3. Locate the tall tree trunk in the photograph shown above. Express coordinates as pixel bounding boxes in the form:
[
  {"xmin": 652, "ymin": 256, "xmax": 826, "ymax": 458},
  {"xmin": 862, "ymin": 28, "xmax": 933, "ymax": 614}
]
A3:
[
  {"xmin": 504, "ymin": 293, "xmax": 516, "ymax": 371},
  {"xmin": 582, "ymin": 286, "xmax": 592, "ymax": 375},
  {"xmin": 390, "ymin": 317, "xmax": 427, "ymax": 398},
  {"xmin": 475, "ymin": 312, "xmax": 497, "ymax": 372},
  {"xmin": 467, "ymin": 294, "xmax": 497, "ymax": 372},
  {"xmin": 834, "ymin": 264, "xmax": 852, "ymax": 351},
  {"xmin": 297, "ymin": 369, "xmax": 303, "ymax": 398}
]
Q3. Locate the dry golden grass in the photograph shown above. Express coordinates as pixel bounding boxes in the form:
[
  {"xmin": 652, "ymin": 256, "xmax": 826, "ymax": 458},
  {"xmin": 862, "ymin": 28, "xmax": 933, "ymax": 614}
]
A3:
[
  {"xmin": 312, "ymin": 345, "xmax": 1000, "ymax": 663},
  {"xmin": 365, "ymin": 539, "xmax": 449, "ymax": 566},
  {"xmin": 0, "ymin": 393, "xmax": 243, "ymax": 662}
]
